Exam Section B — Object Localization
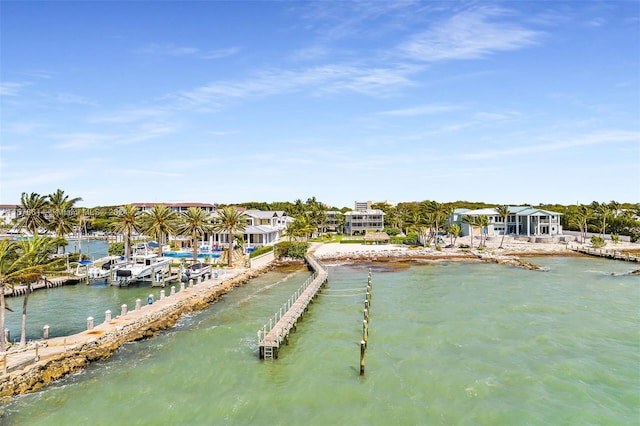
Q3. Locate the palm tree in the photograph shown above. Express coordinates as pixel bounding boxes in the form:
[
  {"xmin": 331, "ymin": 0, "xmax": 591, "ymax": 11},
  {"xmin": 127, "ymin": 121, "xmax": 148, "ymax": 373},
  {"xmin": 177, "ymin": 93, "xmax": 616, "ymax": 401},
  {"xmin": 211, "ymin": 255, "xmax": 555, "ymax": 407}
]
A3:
[
  {"xmin": 47, "ymin": 189, "xmax": 83, "ymax": 254},
  {"xmin": 111, "ymin": 205, "xmax": 141, "ymax": 261},
  {"xmin": 476, "ymin": 215, "xmax": 490, "ymax": 247},
  {"xmin": 495, "ymin": 205, "xmax": 510, "ymax": 248},
  {"xmin": 595, "ymin": 203, "xmax": 612, "ymax": 238},
  {"xmin": 212, "ymin": 207, "xmax": 247, "ymax": 267},
  {"xmin": 12, "ymin": 236, "xmax": 61, "ymax": 347},
  {"xmin": 74, "ymin": 207, "xmax": 93, "ymax": 258},
  {"xmin": 177, "ymin": 207, "xmax": 213, "ymax": 263},
  {"xmin": 425, "ymin": 201, "xmax": 449, "ymax": 246},
  {"xmin": 16, "ymin": 192, "xmax": 49, "ymax": 236},
  {"xmin": 447, "ymin": 224, "xmax": 461, "ymax": 247},
  {"xmin": 569, "ymin": 206, "xmax": 591, "ymax": 244},
  {"xmin": 138, "ymin": 205, "xmax": 178, "ymax": 257},
  {"xmin": 461, "ymin": 215, "xmax": 477, "ymax": 249},
  {"xmin": 0, "ymin": 238, "xmax": 18, "ymax": 352}
]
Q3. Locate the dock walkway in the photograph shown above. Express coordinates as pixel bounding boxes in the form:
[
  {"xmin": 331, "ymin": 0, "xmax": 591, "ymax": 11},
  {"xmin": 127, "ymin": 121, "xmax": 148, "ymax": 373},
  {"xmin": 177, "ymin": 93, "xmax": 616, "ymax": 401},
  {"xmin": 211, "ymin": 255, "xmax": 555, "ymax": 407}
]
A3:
[
  {"xmin": 258, "ymin": 254, "xmax": 328, "ymax": 359},
  {"xmin": 569, "ymin": 245, "xmax": 639, "ymax": 262}
]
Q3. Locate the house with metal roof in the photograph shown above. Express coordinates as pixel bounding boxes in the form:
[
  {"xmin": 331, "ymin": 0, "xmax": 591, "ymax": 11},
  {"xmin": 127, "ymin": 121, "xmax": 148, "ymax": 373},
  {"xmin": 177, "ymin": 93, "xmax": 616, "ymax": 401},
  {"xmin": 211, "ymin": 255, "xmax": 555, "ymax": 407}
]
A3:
[{"xmin": 452, "ymin": 206, "xmax": 563, "ymax": 237}]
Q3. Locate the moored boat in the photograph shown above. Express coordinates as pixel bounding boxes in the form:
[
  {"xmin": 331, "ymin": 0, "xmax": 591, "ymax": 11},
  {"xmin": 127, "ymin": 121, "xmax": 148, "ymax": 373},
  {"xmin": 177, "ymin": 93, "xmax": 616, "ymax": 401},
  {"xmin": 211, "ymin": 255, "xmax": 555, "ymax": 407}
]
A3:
[{"xmin": 180, "ymin": 262, "xmax": 212, "ymax": 282}]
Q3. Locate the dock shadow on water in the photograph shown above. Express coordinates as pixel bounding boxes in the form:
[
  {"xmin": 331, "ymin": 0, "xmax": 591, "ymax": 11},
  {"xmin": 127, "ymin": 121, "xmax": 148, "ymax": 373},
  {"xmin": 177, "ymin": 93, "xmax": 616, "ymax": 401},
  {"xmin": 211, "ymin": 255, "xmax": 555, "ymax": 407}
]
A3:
[{"xmin": 2, "ymin": 257, "xmax": 639, "ymax": 425}]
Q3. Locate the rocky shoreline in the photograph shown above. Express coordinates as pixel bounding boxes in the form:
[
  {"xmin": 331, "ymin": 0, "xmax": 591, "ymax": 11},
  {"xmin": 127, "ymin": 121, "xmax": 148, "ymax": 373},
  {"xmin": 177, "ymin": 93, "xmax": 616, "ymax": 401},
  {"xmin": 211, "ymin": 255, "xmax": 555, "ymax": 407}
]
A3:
[
  {"xmin": 2, "ymin": 237, "xmax": 637, "ymax": 398},
  {"xmin": 0, "ymin": 261, "xmax": 299, "ymax": 398}
]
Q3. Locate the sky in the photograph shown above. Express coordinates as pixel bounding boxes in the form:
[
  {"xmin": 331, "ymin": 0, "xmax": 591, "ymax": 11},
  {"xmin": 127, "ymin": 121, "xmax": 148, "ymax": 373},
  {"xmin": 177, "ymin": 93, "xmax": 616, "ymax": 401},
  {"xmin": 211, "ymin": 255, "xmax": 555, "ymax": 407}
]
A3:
[{"xmin": 1, "ymin": 1, "xmax": 639, "ymax": 209}]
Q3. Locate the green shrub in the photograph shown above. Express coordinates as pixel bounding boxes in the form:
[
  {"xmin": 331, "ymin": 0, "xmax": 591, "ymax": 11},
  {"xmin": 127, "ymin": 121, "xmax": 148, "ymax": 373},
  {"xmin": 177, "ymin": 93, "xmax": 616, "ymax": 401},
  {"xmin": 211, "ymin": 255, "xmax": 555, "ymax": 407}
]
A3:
[
  {"xmin": 611, "ymin": 233, "xmax": 620, "ymax": 244},
  {"xmin": 403, "ymin": 232, "xmax": 419, "ymax": 246},
  {"xmin": 274, "ymin": 241, "xmax": 309, "ymax": 259},
  {"xmin": 108, "ymin": 242, "xmax": 125, "ymax": 256},
  {"xmin": 383, "ymin": 227, "xmax": 401, "ymax": 236},
  {"xmin": 591, "ymin": 235, "xmax": 606, "ymax": 248},
  {"xmin": 249, "ymin": 245, "xmax": 273, "ymax": 258},
  {"xmin": 390, "ymin": 236, "xmax": 405, "ymax": 244}
]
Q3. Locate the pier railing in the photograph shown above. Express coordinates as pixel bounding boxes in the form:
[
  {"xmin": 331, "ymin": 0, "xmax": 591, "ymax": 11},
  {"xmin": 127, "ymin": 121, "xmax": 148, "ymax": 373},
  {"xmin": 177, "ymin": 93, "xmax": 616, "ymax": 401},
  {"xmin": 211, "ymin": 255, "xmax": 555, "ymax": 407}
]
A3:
[
  {"xmin": 569, "ymin": 245, "xmax": 639, "ymax": 262},
  {"xmin": 257, "ymin": 254, "xmax": 328, "ymax": 359}
]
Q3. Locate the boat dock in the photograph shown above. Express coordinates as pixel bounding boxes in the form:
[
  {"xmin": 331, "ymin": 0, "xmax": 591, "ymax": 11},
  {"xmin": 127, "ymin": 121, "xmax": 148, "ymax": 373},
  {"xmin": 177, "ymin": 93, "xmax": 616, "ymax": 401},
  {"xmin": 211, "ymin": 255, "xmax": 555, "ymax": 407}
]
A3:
[
  {"xmin": 4, "ymin": 277, "xmax": 70, "ymax": 297},
  {"xmin": 570, "ymin": 246, "xmax": 639, "ymax": 262},
  {"xmin": 258, "ymin": 255, "xmax": 328, "ymax": 359}
]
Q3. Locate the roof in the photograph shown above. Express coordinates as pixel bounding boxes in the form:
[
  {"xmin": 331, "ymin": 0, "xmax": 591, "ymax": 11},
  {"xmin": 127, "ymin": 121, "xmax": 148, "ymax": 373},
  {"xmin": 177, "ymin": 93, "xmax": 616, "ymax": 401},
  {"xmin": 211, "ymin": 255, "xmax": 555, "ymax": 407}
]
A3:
[
  {"xmin": 244, "ymin": 225, "xmax": 280, "ymax": 234},
  {"xmin": 462, "ymin": 206, "xmax": 562, "ymax": 216},
  {"xmin": 131, "ymin": 202, "xmax": 215, "ymax": 208},
  {"xmin": 0, "ymin": 205, "xmax": 18, "ymax": 209},
  {"xmin": 244, "ymin": 210, "xmax": 280, "ymax": 219},
  {"xmin": 344, "ymin": 209, "xmax": 385, "ymax": 216},
  {"xmin": 364, "ymin": 231, "xmax": 390, "ymax": 241}
]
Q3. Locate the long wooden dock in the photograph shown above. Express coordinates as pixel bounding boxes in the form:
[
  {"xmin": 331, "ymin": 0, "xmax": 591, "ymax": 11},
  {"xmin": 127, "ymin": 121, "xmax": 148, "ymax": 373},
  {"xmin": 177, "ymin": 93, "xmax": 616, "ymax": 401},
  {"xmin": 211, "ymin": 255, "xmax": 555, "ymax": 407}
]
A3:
[
  {"xmin": 258, "ymin": 255, "xmax": 328, "ymax": 359},
  {"xmin": 570, "ymin": 246, "xmax": 639, "ymax": 262}
]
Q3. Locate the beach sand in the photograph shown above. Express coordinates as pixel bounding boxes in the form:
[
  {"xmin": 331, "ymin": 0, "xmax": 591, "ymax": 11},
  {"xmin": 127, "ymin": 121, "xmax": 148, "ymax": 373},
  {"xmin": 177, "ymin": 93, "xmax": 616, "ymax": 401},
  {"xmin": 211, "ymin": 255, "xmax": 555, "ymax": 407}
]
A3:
[{"xmin": 312, "ymin": 235, "xmax": 640, "ymax": 261}]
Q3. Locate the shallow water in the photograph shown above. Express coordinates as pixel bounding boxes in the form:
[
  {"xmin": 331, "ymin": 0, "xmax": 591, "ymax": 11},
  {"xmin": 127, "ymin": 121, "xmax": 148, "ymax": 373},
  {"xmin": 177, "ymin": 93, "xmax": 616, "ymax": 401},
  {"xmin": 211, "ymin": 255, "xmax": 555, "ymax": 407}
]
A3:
[{"xmin": 2, "ymin": 256, "xmax": 638, "ymax": 425}]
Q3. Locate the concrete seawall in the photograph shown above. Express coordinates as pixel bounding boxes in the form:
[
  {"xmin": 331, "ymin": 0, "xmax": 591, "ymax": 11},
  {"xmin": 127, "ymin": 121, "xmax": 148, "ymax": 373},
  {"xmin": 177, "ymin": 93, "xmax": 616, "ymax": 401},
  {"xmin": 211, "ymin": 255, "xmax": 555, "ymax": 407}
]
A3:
[{"xmin": 0, "ymin": 263, "xmax": 279, "ymax": 398}]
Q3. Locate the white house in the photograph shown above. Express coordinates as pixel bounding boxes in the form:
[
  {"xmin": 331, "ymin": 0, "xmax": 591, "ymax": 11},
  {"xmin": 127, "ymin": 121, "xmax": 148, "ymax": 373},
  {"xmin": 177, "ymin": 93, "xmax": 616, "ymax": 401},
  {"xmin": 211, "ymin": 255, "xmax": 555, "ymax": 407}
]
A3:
[
  {"xmin": 344, "ymin": 209, "xmax": 385, "ymax": 235},
  {"xmin": 453, "ymin": 206, "xmax": 563, "ymax": 237},
  {"xmin": 0, "ymin": 204, "xmax": 18, "ymax": 226},
  {"xmin": 132, "ymin": 202, "xmax": 216, "ymax": 214}
]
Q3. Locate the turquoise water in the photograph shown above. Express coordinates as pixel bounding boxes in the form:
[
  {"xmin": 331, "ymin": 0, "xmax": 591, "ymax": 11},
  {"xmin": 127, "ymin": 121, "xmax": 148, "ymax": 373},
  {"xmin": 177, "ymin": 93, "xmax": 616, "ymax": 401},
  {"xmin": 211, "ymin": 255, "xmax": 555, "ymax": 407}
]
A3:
[
  {"xmin": 2, "ymin": 257, "xmax": 639, "ymax": 425},
  {"xmin": 164, "ymin": 251, "xmax": 221, "ymax": 259},
  {"xmin": 64, "ymin": 239, "xmax": 109, "ymax": 260}
]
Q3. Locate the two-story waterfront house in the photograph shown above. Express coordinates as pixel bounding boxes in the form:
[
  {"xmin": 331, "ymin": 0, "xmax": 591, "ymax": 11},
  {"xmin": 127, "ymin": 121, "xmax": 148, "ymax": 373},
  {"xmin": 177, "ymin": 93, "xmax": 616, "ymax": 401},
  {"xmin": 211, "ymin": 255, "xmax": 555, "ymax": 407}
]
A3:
[
  {"xmin": 344, "ymin": 209, "xmax": 385, "ymax": 235},
  {"xmin": 452, "ymin": 206, "xmax": 563, "ymax": 237}
]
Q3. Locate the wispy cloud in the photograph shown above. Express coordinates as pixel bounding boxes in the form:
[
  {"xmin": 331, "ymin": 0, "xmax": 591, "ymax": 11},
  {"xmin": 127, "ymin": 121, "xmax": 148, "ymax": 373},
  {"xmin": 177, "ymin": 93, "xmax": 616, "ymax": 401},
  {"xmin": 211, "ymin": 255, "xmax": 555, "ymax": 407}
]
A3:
[
  {"xmin": 380, "ymin": 104, "xmax": 462, "ymax": 116},
  {"xmin": 463, "ymin": 130, "xmax": 640, "ymax": 160},
  {"xmin": 52, "ymin": 123, "xmax": 176, "ymax": 150},
  {"xmin": 172, "ymin": 63, "xmax": 419, "ymax": 109},
  {"xmin": 89, "ymin": 107, "xmax": 169, "ymax": 124},
  {"xmin": 135, "ymin": 43, "xmax": 241, "ymax": 59},
  {"xmin": 0, "ymin": 82, "xmax": 30, "ymax": 96},
  {"xmin": 399, "ymin": 6, "xmax": 544, "ymax": 62}
]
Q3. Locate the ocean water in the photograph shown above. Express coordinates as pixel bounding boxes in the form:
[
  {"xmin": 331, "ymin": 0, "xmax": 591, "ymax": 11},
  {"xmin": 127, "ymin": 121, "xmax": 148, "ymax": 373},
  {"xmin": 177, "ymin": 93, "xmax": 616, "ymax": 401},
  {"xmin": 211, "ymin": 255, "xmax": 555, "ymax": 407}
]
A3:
[{"xmin": 1, "ymin": 257, "xmax": 638, "ymax": 425}]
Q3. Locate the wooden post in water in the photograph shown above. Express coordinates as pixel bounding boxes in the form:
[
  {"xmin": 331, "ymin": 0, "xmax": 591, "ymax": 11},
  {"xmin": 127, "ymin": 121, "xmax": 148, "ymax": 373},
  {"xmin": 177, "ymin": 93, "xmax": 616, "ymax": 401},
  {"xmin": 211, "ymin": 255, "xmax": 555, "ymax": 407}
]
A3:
[
  {"xmin": 363, "ymin": 319, "xmax": 368, "ymax": 348},
  {"xmin": 360, "ymin": 340, "xmax": 366, "ymax": 376},
  {"xmin": 43, "ymin": 325, "xmax": 50, "ymax": 339}
]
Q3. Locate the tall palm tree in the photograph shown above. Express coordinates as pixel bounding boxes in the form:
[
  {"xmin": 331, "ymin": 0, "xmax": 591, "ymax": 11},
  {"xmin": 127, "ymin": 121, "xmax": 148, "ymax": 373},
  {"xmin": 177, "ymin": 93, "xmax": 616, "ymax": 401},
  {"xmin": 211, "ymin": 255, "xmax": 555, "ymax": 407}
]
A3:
[
  {"xmin": 461, "ymin": 215, "xmax": 477, "ymax": 249},
  {"xmin": 16, "ymin": 192, "xmax": 49, "ymax": 236},
  {"xmin": 138, "ymin": 205, "xmax": 178, "ymax": 257},
  {"xmin": 476, "ymin": 215, "xmax": 490, "ymax": 248},
  {"xmin": 424, "ymin": 201, "xmax": 449, "ymax": 246},
  {"xmin": 47, "ymin": 189, "xmax": 83, "ymax": 254},
  {"xmin": 447, "ymin": 224, "xmax": 461, "ymax": 247},
  {"xmin": 74, "ymin": 207, "xmax": 92, "ymax": 258},
  {"xmin": 212, "ymin": 207, "xmax": 247, "ymax": 267},
  {"xmin": 569, "ymin": 206, "xmax": 591, "ymax": 244},
  {"xmin": 177, "ymin": 207, "xmax": 213, "ymax": 263},
  {"xmin": 495, "ymin": 205, "xmax": 510, "ymax": 248},
  {"xmin": 12, "ymin": 236, "xmax": 61, "ymax": 347},
  {"xmin": 0, "ymin": 238, "xmax": 18, "ymax": 352},
  {"xmin": 595, "ymin": 203, "xmax": 612, "ymax": 238},
  {"xmin": 111, "ymin": 205, "xmax": 141, "ymax": 261}
]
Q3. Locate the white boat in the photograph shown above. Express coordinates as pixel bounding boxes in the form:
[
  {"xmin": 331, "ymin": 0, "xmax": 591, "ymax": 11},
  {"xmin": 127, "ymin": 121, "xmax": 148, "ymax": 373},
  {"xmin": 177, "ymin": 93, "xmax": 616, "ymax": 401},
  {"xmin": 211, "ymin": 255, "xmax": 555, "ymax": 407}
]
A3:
[
  {"xmin": 112, "ymin": 243, "xmax": 172, "ymax": 286},
  {"xmin": 88, "ymin": 256, "xmax": 127, "ymax": 281},
  {"xmin": 180, "ymin": 262, "xmax": 212, "ymax": 283}
]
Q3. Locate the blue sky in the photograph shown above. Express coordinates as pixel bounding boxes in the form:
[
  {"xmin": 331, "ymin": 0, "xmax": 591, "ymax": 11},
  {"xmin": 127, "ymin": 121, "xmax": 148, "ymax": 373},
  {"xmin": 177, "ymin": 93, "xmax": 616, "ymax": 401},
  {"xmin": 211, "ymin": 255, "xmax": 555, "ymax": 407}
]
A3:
[{"xmin": 1, "ymin": 1, "xmax": 639, "ymax": 209}]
